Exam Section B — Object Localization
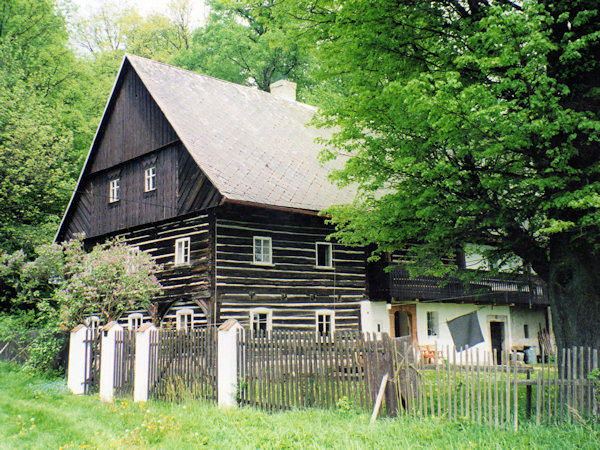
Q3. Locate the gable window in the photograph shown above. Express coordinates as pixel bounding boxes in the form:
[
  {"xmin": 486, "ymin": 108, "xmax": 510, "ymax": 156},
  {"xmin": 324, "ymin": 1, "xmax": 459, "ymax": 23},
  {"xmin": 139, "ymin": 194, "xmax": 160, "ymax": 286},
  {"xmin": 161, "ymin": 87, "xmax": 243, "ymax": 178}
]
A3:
[
  {"xmin": 144, "ymin": 167, "xmax": 156, "ymax": 192},
  {"xmin": 249, "ymin": 308, "xmax": 272, "ymax": 336},
  {"xmin": 253, "ymin": 236, "xmax": 272, "ymax": 265},
  {"xmin": 426, "ymin": 311, "xmax": 439, "ymax": 337},
  {"xmin": 315, "ymin": 242, "xmax": 333, "ymax": 268},
  {"xmin": 175, "ymin": 237, "xmax": 190, "ymax": 265},
  {"xmin": 109, "ymin": 178, "xmax": 120, "ymax": 203},
  {"xmin": 316, "ymin": 310, "xmax": 335, "ymax": 338},
  {"xmin": 128, "ymin": 313, "xmax": 143, "ymax": 331},
  {"xmin": 176, "ymin": 309, "xmax": 194, "ymax": 331}
]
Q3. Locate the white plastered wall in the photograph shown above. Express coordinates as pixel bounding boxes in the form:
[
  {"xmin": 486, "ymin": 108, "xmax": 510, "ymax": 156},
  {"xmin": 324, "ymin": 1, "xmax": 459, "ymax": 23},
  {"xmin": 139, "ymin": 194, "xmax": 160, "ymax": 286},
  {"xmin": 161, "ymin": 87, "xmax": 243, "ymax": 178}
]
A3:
[
  {"xmin": 414, "ymin": 302, "xmax": 511, "ymax": 358},
  {"xmin": 510, "ymin": 307, "xmax": 548, "ymax": 353},
  {"xmin": 360, "ymin": 300, "xmax": 391, "ymax": 338}
]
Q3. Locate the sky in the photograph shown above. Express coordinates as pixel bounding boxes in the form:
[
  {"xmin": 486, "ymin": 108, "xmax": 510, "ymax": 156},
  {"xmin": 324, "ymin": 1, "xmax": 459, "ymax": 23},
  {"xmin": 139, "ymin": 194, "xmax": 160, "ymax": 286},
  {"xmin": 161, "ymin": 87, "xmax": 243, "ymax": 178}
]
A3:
[{"xmin": 72, "ymin": 0, "xmax": 209, "ymax": 29}]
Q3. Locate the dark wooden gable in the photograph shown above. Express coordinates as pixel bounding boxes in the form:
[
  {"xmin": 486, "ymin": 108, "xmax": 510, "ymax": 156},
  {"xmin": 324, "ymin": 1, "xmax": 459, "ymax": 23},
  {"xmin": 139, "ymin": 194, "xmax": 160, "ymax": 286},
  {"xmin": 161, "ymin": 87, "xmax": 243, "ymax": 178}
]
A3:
[{"xmin": 57, "ymin": 60, "xmax": 222, "ymax": 241}]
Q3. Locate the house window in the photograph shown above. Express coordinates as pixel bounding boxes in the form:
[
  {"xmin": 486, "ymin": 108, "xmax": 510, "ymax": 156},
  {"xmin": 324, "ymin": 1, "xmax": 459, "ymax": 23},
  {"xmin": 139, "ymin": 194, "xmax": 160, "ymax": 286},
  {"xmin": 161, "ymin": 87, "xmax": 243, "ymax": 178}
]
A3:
[
  {"xmin": 109, "ymin": 178, "xmax": 120, "ymax": 203},
  {"xmin": 316, "ymin": 310, "xmax": 335, "ymax": 338},
  {"xmin": 128, "ymin": 313, "xmax": 143, "ymax": 331},
  {"xmin": 176, "ymin": 309, "xmax": 194, "ymax": 331},
  {"xmin": 253, "ymin": 236, "xmax": 272, "ymax": 265},
  {"xmin": 144, "ymin": 167, "xmax": 156, "ymax": 192},
  {"xmin": 315, "ymin": 242, "xmax": 333, "ymax": 268},
  {"xmin": 85, "ymin": 316, "xmax": 100, "ymax": 332},
  {"xmin": 175, "ymin": 237, "xmax": 190, "ymax": 265},
  {"xmin": 524, "ymin": 324, "xmax": 529, "ymax": 339},
  {"xmin": 249, "ymin": 308, "xmax": 272, "ymax": 336},
  {"xmin": 426, "ymin": 311, "xmax": 439, "ymax": 337}
]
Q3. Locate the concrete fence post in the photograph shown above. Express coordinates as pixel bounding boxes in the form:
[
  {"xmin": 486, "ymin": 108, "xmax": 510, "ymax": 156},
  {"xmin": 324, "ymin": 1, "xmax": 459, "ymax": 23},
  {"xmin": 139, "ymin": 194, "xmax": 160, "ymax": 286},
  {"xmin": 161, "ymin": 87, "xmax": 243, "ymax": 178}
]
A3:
[
  {"xmin": 218, "ymin": 319, "xmax": 243, "ymax": 408},
  {"xmin": 99, "ymin": 321, "xmax": 123, "ymax": 402},
  {"xmin": 67, "ymin": 324, "xmax": 89, "ymax": 395},
  {"xmin": 134, "ymin": 323, "xmax": 157, "ymax": 402}
]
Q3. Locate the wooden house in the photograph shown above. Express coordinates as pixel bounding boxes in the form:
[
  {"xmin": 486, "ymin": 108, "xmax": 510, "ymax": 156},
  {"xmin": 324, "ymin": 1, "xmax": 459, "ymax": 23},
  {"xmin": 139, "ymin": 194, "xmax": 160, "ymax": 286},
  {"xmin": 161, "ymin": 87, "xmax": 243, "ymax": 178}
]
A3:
[{"xmin": 57, "ymin": 55, "xmax": 551, "ymax": 358}]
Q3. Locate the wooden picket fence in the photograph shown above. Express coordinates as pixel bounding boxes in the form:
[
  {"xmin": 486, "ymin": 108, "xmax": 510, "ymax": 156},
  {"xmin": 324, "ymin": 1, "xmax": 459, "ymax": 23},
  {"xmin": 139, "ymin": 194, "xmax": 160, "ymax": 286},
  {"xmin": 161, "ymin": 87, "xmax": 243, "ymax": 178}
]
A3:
[
  {"xmin": 395, "ymin": 344, "xmax": 599, "ymax": 430},
  {"xmin": 147, "ymin": 328, "xmax": 217, "ymax": 402},
  {"xmin": 236, "ymin": 330, "xmax": 414, "ymax": 416},
  {"xmin": 83, "ymin": 328, "xmax": 102, "ymax": 394},
  {"xmin": 113, "ymin": 329, "xmax": 136, "ymax": 398},
  {"xmin": 236, "ymin": 330, "xmax": 599, "ymax": 429}
]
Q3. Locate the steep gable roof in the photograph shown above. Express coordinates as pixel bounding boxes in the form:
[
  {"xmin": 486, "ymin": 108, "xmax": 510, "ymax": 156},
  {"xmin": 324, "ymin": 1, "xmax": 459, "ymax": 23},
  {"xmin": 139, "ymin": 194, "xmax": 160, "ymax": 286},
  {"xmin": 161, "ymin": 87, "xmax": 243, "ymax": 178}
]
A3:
[{"xmin": 126, "ymin": 54, "xmax": 355, "ymax": 212}]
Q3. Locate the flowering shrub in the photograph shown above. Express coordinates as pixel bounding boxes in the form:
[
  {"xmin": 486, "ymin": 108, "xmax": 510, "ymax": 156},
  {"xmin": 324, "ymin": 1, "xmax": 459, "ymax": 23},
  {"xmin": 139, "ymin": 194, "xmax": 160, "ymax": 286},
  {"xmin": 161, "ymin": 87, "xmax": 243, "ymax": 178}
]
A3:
[{"xmin": 54, "ymin": 237, "xmax": 163, "ymax": 326}]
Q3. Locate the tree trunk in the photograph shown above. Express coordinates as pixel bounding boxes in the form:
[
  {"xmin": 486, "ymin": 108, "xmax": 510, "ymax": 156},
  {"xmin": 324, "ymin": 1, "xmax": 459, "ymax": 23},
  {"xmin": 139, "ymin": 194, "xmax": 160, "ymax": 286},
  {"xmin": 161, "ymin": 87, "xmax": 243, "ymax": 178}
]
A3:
[{"xmin": 548, "ymin": 238, "xmax": 600, "ymax": 349}]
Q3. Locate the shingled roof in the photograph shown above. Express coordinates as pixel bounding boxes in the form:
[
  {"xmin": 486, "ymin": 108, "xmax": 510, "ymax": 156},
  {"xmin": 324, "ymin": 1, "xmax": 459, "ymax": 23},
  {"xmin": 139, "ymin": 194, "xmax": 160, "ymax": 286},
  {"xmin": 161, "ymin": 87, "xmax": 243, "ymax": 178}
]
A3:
[{"xmin": 124, "ymin": 54, "xmax": 355, "ymax": 212}]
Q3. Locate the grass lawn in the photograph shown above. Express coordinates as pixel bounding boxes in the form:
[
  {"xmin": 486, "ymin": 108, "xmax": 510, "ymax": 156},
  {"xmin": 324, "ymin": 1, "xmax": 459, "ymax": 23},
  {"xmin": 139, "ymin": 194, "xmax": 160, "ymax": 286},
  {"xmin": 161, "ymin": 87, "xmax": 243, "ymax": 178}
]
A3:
[{"xmin": 0, "ymin": 363, "xmax": 598, "ymax": 449}]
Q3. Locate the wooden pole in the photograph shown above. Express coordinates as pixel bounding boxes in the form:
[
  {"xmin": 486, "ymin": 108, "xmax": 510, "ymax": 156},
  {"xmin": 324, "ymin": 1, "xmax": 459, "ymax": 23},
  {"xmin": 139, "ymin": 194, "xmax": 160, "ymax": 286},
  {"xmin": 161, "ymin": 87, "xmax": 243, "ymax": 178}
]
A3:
[{"xmin": 370, "ymin": 373, "xmax": 389, "ymax": 424}]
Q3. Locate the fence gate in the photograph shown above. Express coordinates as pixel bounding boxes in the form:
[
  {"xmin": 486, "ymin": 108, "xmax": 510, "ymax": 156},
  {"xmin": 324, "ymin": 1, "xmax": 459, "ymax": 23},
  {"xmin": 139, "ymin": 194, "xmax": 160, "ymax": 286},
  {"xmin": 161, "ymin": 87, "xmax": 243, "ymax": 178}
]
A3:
[
  {"xmin": 148, "ymin": 328, "xmax": 217, "ymax": 402},
  {"xmin": 113, "ymin": 329, "xmax": 136, "ymax": 398},
  {"xmin": 83, "ymin": 328, "xmax": 101, "ymax": 394}
]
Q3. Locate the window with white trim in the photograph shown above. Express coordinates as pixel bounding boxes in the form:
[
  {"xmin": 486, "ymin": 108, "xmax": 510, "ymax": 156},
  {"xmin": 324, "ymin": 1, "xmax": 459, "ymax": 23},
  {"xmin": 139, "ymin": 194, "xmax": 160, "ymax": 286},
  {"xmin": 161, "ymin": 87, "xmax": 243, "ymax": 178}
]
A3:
[
  {"xmin": 253, "ymin": 236, "xmax": 272, "ymax": 265},
  {"xmin": 128, "ymin": 313, "xmax": 143, "ymax": 330},
  {"xmin": 175, "ymin": 237, "xmax": 190, "ymax": 265},
  {"xmin": 85, "ymin": 316, "xmax": 100, "ymax": 332},
  {"xmin": 315, "ymin": 242, "xmax": 332, "ymax": 268},
  {"xmin": 176, "ymin": 309, "xmax": 194, "ymax": 331},
  {"xmin": 316, "ymin": 310, "xmax": 335, "ymax": 338},
  {"xmin": 144, "ymin": 167, "xmax": 156, "ymax": 192},
  {"xmin": 426, "ymin": 311, "xmax": 439, "ymax": 337},
  {"xmin": 109, "ymin": 178, "xmax": 120, "ymax": 203},
  {"xmin": 249, "ymin": 308, "xmax": 272, "ymax": 336}
]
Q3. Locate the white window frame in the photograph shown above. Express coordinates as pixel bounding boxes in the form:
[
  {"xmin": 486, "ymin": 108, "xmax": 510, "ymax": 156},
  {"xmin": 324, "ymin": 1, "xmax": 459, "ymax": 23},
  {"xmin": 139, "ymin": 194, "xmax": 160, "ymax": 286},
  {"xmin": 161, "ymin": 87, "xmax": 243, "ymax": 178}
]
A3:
[
  {"xmin": 315, "ymin": 309, "xmax": 335, "ymax": 338},
  {"xmin": 174, "ymin": 237, "xmax": 191, "ymax": 266},
  {"xmin": 249, "ymin": 307, "xmax": 273, "ymax": 336},
  {"xmin": 109, "ymin": 178, "xmax": 120, "ymax": 203},
  {"xmin": 253, "ymin": 236, "xmax": 272, "ymax": 265},
  {"xmin": 176, "ymin": 309, "xmax": 194, "ymax": 331},
  {"xmin": 127, "ymin": 313, "xmax": 143, "ymax": 331},
  {"xmin": 85, "ymin": 316, "xmax": 101, "ymax": 332},
  {"xmin": 144, "ymin": 166, "xmax": 156, "ymax": 192},
  {"xmin": 315, "ymin": 242, "xmax": 333, "ymax": 268},
  {"xmin": 426, "ymin": 311, "xmax": 439, "ymax": 337}
]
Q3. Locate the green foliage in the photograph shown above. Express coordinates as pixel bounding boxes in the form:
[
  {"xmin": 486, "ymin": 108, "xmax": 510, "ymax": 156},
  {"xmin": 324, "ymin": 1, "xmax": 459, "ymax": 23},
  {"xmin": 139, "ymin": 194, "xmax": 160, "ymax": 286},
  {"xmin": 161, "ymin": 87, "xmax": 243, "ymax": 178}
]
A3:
[{"xmin": 175, "ymin": 0, "xmax": 316, "ymax": 95}]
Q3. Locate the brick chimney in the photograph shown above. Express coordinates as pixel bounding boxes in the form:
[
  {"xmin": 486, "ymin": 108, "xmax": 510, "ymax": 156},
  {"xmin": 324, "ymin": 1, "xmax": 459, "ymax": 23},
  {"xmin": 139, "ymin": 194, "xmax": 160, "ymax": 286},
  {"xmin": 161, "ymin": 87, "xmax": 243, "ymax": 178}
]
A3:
[{"xmin": 270, "ymin": 80, "xmax": 297, "ymax": 101}]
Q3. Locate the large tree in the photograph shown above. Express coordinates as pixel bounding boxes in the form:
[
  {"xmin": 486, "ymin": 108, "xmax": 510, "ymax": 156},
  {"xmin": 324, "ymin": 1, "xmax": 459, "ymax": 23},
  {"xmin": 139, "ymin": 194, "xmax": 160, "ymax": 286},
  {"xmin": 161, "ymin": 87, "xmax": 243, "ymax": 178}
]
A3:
[{"xmin": 294, "ymin": 0, "xmax": 600, "ymax": 348}]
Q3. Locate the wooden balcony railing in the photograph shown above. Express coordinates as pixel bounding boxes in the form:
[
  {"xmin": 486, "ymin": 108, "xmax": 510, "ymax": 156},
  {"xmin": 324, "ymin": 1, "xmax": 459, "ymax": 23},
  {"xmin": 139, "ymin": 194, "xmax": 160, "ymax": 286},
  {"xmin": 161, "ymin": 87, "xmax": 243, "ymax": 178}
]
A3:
[{"xmin": 370, "ymin": 267, "xmax": 549, "ymax": 306}]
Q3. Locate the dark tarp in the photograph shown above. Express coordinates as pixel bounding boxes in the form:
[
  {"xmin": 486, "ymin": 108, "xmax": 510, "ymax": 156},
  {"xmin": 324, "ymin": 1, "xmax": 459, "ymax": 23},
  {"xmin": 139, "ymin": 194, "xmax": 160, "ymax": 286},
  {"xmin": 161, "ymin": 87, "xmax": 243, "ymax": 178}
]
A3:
[{"xmin": 447, "ymin": 311, "xmax": 484, "ymax": 349}]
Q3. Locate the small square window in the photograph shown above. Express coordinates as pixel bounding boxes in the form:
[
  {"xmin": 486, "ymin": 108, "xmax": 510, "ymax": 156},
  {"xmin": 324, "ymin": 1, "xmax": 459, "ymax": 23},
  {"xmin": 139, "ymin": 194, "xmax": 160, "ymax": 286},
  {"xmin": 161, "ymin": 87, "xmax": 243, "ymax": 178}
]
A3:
[
  {"xmin": 176, "ymin": 309, "xmax": 194, "ymax": 331},
  {"xmin": 128, "ymin": 313, "xmax": 143, "ymax": 331},
  {"xmin": 144, "ymin": 167, "xmax": 156, "ymax": 192},
  {"xmin": 175, "ymin": 237, "xmax": 190, "ymax": 265},
  {"xmin": 426, "ymin": 311, "xmax": 439, "ymax": 337},
  {"xmin": 250, "ymin": 308, "xmax": 272, "ymax": 336},
  {"xmin": 253, "ymin": 236, "xmax": 272, "ymax": 265},
  {"xmin": 109, "ymin": 178, "xmax": 120, "ymax": 203},
  {"xmin": 316, "ymin": 242, "xmax": 332, "ymax": 268},
  {"xmin": 316, "ymin": 310, "xmax": 335, "ymax": 338}
]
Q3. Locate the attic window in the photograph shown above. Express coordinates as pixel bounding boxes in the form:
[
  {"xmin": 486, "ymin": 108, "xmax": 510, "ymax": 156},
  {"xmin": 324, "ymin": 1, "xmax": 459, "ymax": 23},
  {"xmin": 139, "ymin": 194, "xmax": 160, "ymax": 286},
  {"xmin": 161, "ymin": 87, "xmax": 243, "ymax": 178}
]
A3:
[
  {"xmin": 144, "ymin": 167, "xmax": 156, "ymax": 192},
  {"xmin": 109, "ymin": 178, "xmax": 120, "ymax": 203}
]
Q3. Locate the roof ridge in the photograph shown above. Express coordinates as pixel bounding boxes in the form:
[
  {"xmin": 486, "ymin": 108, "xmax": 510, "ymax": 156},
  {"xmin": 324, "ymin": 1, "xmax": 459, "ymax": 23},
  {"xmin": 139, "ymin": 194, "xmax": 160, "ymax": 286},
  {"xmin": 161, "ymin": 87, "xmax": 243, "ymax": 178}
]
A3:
[{"xmin": 125, "ymin": 53, "xmax": 317, "ymax": 112}]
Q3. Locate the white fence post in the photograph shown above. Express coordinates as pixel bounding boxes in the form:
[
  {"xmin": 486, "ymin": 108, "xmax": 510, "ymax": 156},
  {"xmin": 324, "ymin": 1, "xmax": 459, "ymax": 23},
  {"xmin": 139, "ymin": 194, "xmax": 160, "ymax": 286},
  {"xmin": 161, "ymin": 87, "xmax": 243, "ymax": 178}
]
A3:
[
  {"xmin": 67, "ymin": 324, "xmax": 89, "ymax": 395},
  {"xmin": 218, "ymin": 319, "xmax": 243, "ymax": 408},
  {"xmin": 99, "ymin": 321, "xmax": 123, "ymax": 403},
  {"xmin": 134, "ymin": 323, "xmax": 156, "ymax": 402}
]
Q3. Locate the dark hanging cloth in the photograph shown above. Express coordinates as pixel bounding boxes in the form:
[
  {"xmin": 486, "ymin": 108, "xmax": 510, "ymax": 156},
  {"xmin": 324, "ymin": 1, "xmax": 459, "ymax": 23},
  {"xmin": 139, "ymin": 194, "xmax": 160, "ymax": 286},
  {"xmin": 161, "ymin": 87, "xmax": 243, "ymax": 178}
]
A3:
[{"xmin": 447, "ymin": 311, "xmax": 484, "ymax": 349}]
